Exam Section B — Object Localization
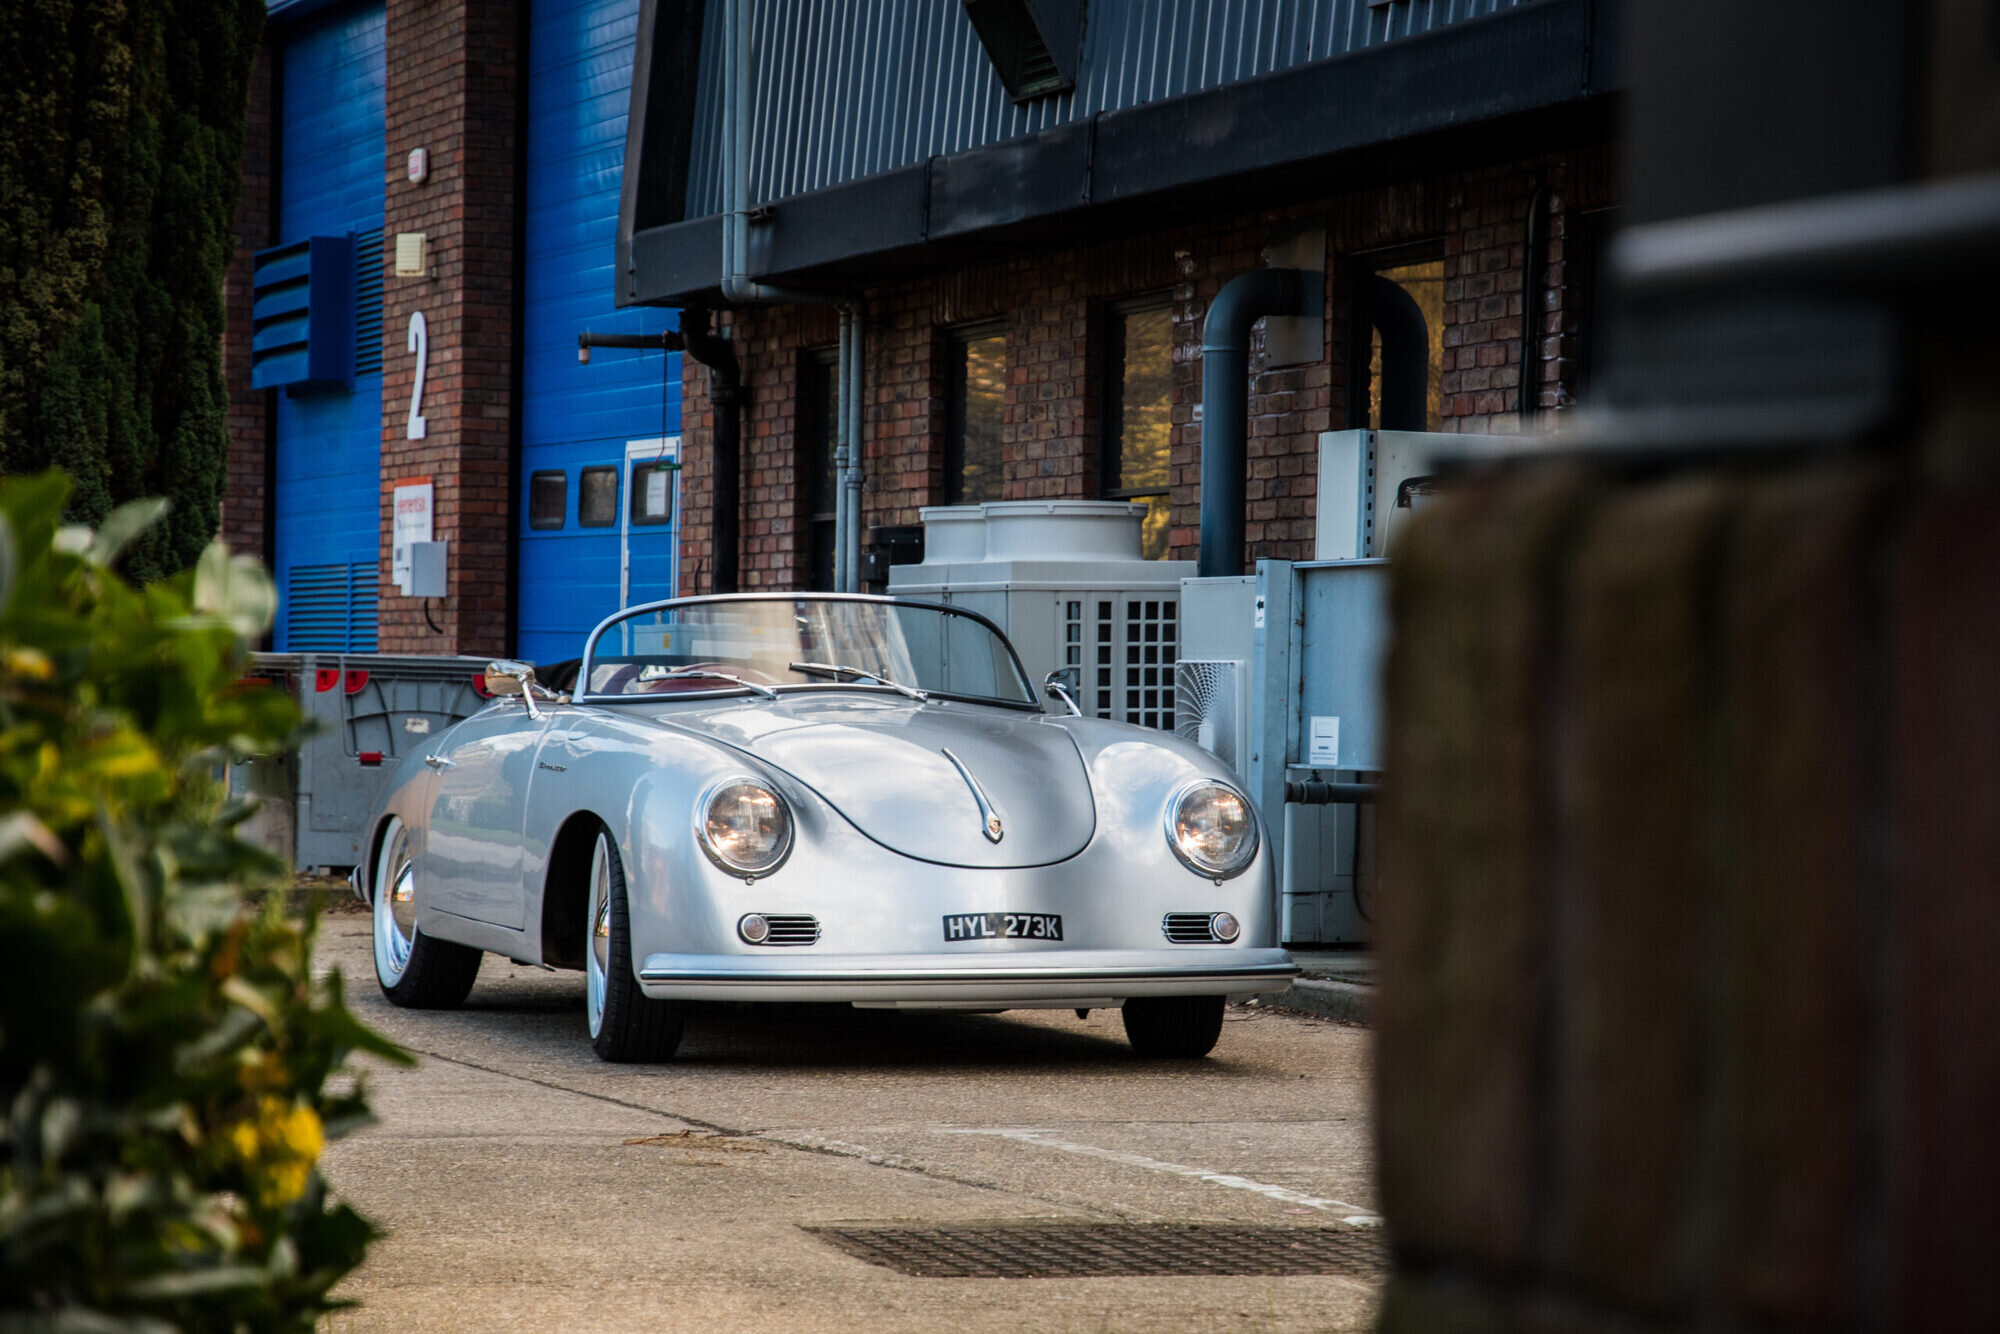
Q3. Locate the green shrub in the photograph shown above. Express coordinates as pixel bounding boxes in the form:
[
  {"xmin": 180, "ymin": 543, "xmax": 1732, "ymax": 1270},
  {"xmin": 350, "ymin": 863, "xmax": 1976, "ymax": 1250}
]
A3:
[{"xmin": 0, "ymin": 471, "xmax": 407, "ymax": 1330}]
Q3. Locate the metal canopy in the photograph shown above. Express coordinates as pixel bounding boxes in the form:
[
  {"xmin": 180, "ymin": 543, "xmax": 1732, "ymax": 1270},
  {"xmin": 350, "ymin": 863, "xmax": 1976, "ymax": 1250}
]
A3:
[{"xmin": 615, "ymin": 0, "xmax": 1620, "ymax": 307}]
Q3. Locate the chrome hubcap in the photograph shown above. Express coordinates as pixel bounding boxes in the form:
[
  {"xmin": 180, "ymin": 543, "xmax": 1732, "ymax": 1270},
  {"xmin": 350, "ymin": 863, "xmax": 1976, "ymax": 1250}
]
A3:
[
  {"xmin": 373, "ymin": 818, "xmax": 419, "ymax": 986},
  {"xmin": 585, "ymin": 835, "xmax": 611, "ymax": 1038}
]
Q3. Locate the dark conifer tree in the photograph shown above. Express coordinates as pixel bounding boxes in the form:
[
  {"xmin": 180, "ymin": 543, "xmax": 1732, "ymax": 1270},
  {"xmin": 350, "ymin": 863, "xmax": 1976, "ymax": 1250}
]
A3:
[{"xmin": 0, "ymin": 0, "xmax": 264, "ymax": 579}]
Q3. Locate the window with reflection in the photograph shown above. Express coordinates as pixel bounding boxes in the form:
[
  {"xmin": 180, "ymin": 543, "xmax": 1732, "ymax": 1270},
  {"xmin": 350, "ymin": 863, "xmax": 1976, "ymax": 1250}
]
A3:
[
  {"xmin": 578, "ymin": 465, "xmax": 619, "ymax": 527},
  {"xmin": 528, "ymin": 471, "xmax": 567, "ymax": 530},
  {"xmin": 945, "ymin": 325, "xmax": 1006, "ymax": 504},
  {"xmin": 630, "ymin": 457, "xmax": 674, "ymax": 526},
  {"xmin": 1103, "ymin": 298, "xmax": 1173, "ymax": 559}
]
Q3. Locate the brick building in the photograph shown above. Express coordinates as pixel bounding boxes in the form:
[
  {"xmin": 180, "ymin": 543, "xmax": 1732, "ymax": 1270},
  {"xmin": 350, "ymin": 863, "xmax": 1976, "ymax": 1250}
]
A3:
[
  {"xmin": 227, "ymin": 0, "xmax": 681, "ymax": 661},
  {"xmin": 225, "ymin": 0, "xmax": 1621, "ymax": 660},
  {"xmin": 678, "ymin": 154, "xmax": 1616, "ymax": 593}
]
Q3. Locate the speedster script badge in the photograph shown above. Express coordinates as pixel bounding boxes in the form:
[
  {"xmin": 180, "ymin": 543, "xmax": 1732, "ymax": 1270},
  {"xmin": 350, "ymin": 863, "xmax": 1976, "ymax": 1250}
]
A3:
[{"xmin": 943, "ymin": 912, "xmax": 1063, "ymax": 942}]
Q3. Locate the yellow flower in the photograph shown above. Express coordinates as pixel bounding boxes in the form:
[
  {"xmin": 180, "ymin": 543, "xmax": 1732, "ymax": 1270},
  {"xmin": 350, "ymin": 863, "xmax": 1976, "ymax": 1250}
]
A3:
[
  {"xmin": 3, "ymin": 647, "xmax": 53, "ymax": 681},
  {"xmin": 230, "ymin": 1097, "xmax": 324, "ymax": 1207},
  {"xmin": 275, "ymin": 1103, "xmax": 324, "ymax": 1161}
]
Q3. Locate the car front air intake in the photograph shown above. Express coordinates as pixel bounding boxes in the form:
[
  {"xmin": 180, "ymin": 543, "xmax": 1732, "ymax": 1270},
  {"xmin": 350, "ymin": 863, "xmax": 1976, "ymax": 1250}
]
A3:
[{"xmin": 757, "ymin": 914, "xmax": 821, "ymax": 946}]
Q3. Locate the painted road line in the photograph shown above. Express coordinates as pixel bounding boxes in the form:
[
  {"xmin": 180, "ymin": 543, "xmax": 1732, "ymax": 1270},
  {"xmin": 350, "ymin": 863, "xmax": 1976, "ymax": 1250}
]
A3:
[{"xmin": 935, "ymin": 1127, "xmax": 1383, "ymax": 1226}]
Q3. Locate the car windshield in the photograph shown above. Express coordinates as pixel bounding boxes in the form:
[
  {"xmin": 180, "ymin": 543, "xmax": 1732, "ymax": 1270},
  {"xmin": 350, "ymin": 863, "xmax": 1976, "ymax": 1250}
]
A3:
[{"xmin": 580, "ymin": 597, "xmax": 1036, "ymax": 706}]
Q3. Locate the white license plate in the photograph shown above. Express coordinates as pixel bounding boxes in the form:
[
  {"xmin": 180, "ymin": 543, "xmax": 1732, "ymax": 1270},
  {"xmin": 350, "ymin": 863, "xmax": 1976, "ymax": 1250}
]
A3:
[{"xmin": 942, "ymin": 912, "xmax": 1064, "ymax": 942}]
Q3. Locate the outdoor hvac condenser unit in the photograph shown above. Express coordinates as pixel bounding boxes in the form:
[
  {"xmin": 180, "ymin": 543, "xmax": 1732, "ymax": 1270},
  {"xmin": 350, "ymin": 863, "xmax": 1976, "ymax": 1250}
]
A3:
[
  {"xmin": 1173, "ymin": 659, "xmax": 1245, "ymax": 775},
  {"xmin": 889, "ymin": 501, "xmax": 1192, "ymax": 731}
]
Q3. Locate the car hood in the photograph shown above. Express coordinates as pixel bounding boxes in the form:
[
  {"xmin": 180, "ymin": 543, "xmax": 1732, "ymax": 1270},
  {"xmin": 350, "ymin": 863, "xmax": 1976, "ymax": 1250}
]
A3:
[{"xmin": 659, "ymin": 694, "xmax": 1096, "ymax": 868}]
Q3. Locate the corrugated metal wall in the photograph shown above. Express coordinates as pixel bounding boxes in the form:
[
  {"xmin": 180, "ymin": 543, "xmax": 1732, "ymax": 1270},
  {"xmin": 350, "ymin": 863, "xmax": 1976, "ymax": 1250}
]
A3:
[
  {"xmin": 684, "ymin": 0, "xmax": 1524, "ymax": 212},
  {"xmin": 272, "ymin": 0, "xmax": 387, "ymax": 651},
  {"xmin": 518, "ymin": 0, "xmax": 682, "ymax": 665}
]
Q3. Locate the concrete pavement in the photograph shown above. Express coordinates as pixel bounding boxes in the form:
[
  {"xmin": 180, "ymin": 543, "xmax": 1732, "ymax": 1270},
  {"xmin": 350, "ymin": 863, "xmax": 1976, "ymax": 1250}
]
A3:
[
  {"xmin": 314, "ymin": 915, "xmax": 1381, "ymax": 1332},
  {"xmin": 1270, "ymin": 951, "xmax": 1375, "ymax": 1025}
]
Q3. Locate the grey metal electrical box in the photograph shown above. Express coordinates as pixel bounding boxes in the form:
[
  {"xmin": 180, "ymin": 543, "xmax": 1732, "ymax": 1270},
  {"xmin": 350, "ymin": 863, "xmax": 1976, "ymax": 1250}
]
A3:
[
  {"xmin": 1248, "ymin": 559, "xmax": 1392, "ymax": 946},
  {"xmin": 1315, "ymin": 429, "xmax": 1523, "ymax": 560},
  {"xmin": 401, "ymin": 541, "xmax": 448, "ymax": 598}
]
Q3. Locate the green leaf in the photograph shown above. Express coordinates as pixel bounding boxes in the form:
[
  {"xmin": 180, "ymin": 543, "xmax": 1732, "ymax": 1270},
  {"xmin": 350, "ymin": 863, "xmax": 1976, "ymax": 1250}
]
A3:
[
  {"xmin": 188, "ymin": 542, "xmax": 277, "ymax": 639},
  {"xmin": 122, "ymin": 1264, "xmax": 267, "ymax": 1299},
  {"xmin": 86, "ymin": 499, "xmax": 170, "ymax": 568}
]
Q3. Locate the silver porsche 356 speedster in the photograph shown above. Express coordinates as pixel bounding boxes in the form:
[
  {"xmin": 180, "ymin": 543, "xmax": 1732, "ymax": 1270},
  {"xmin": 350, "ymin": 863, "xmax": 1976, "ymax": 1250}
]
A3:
[{"xmin": 356, "ymin": 593, "xmax": 1298, "ymax": 1061}]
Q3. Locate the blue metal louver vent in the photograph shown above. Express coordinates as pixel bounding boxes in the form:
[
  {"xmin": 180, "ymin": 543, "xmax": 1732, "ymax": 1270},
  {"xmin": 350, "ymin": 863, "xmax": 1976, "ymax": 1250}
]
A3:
[
  {"xmin": 352, "ymin": 229, "xmax": 384, "ymax": 376},
  {"xmin": 287, "ymin": 563, "xmax": 379, "ymax": 651},
  {"xmin": 251, "ymin": 234, "xmax": 355, "ymax": 390}
]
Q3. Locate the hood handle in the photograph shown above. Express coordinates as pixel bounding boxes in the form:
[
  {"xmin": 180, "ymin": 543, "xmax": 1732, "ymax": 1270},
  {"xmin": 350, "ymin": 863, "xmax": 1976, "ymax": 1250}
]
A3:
[{"xmin": 941, "ymin": 747, "xmax": 1006, "ymax": 844}]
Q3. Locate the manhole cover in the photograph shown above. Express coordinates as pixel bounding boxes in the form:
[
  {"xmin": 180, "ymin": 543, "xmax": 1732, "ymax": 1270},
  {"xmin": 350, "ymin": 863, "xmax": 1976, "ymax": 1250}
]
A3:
[{"xmin": 806, "ymin": 1224, "xmax": 1388, "ymax": 1279}]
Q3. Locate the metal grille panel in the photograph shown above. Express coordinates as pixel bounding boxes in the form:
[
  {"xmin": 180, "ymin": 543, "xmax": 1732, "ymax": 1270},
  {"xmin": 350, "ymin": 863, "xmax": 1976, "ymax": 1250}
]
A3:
[
  {"xmin": 808, "ymin": 1224, "xmax": 1387, "ymax": 1279},
  {"xmin": 286, "ymin": 563, "xmax": 379, "ymax": 652},
  {"xmin": 1124, "ymin": 598, "xmax": 1178, "ymax": 731},
  {"xmin": 759, "ymin": 914, "xmax": 820, "ymax": 946},
  {"xmin": 1173, "ymin": 658, "xmax": 1241, "ymax": 772},
  {"xmin": 1093, "ymin": 598, "xmax": 1115, "ymax": 719},
  {"xmin": 351, "ymin": 227, "xmax": 383, "ymax": 375},
  {"xmin": 1163, "ymin": 912, "xmax": 1222, "ymax": 943}
]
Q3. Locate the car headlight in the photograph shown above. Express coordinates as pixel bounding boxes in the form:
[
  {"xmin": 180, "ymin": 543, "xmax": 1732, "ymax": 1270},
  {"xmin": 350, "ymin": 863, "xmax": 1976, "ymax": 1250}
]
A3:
[
  {"xmin": 1165, "ymin": 781, "xmax": 1259, "ymax": 879},
  {"xmin": 699, "ymin": 780, "xmax": 793, "ymax": 877}
]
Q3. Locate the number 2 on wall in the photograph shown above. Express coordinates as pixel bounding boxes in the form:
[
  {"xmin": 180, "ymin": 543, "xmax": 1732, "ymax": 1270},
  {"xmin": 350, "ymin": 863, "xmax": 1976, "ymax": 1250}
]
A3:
[{"xmin": 406, "ymin": 310, "xmax": 429, "ymax": 441}]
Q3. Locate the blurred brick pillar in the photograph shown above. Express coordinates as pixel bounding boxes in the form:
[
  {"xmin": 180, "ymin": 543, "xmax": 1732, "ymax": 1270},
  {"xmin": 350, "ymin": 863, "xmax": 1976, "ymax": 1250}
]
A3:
[
  {"xmin": 221, "ymin": 46, "xmax": 273, "ymax": 565},
  {"xmin": 1374, "ymin": 459, "xmax": 2000, "ymax": 1330}
]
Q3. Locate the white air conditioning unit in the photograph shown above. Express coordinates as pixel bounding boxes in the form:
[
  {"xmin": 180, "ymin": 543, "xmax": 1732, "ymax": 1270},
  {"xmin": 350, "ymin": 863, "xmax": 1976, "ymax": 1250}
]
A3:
[{"xmin": 1174, "ymin": 659, "xmax": 1245, "ymax": 778}]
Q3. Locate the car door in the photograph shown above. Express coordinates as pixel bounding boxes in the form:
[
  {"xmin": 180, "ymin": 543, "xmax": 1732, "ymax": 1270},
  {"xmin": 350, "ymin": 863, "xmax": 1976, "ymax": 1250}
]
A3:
[{"xmin": 421, "ymin": 700, "xmax": 551, "ymax": 929}]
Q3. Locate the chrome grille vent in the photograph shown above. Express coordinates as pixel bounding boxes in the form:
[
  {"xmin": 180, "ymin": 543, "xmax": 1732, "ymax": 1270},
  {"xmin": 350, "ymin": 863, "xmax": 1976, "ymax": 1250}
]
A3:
[
  {"xmin": 1162, "ymin": 913, "xmax": 1222, "ymax": 944},
  {"xmin": 758, "ymin": 914, "xmax": 821, "ymax": 946}
]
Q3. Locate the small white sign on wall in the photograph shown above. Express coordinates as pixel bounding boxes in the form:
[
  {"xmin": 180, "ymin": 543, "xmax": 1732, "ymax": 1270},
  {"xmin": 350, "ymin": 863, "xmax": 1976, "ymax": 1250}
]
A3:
[
  {"xmin": 1306, "ymin": 715, "xmax": 1341, "ymax": 768},
  {"xmin": 392, "ymin": 478, "xmax": 434, "ymax": 591}
]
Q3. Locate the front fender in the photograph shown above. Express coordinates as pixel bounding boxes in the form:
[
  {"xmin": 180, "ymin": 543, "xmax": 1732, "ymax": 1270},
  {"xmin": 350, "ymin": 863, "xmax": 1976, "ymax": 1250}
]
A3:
[
  {"xmin": 517, "ymin": 711, "xmax": 808, "ymax": 962},
  {"xmin": 357, "ymin": 749, "xmax": 437, "ymax": 903}
]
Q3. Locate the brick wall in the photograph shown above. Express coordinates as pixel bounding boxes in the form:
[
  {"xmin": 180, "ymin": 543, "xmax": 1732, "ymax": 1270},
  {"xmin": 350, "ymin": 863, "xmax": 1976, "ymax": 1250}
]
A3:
[
  {"xmin": 677, "ymin": 150, "xmax": 1603, "ymax": 593},
  {"xmin": 376, "ymin": 0, "xmax": 517, "ymax": 655},
  {"xmin": 220, "ymin": 46, "xmax": 272, "ymax": 564},
  {"xmin": 1375, "ymin": 455, "xmax": 2000, "ymax": 1330}
]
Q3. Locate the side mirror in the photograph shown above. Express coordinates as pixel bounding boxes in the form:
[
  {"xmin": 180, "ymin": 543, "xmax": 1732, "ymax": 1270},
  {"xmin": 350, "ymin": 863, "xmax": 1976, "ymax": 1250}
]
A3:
[
  {"xmin": 1042, "ymin": 667, "xmax": 1082, "ymax": 717},
  {"xmin": 483, "ymin": 659, "xmax": 534, "ymax": 695},
  {"xmin": 484, "ymin": 660, "xmax": 542, "ymax": 719}
]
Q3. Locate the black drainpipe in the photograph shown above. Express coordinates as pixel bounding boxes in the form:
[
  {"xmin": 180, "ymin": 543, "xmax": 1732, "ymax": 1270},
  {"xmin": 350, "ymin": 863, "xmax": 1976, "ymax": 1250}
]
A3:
[
  {"xmin": 1198, "ymin": 267, "xmax": 1325, "ymax": 577},
  {"xmin": 1366, "ymin": 274, "xmax": 1431, "ymax": 432},
  {"xmin": 679, "ymin": 307, "xmax": 742, "ymax": 594}
]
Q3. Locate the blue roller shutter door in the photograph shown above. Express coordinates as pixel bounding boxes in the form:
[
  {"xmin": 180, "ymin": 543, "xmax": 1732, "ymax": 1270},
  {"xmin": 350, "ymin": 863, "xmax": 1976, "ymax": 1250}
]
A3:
[
  {"xmin": 517, "ymin": 0, "xmax": 681, "ymax": 666},
  {"xmin": 271, "ymin": 2, "xmax": 386, "ymax": 651}
]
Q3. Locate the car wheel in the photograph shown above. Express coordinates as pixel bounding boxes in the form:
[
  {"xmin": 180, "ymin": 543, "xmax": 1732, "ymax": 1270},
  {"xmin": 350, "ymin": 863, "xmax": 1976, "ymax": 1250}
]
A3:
[
  {"xmin": 372, "ymin": 815, "xmax": 482, "ymax": 1008},
  {"xmin": 1121, "ymin": 995, "xmax": 1226, "ymax": 1058},
  {"xmin": 585, "ymin": 828, "xmax": 687, "ymax": 1062}
]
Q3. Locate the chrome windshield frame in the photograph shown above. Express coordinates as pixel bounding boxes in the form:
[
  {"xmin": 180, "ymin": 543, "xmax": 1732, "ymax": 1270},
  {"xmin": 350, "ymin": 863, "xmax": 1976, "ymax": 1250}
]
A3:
[{"xmin": 574, "ymin": 592, "xmax": 1041, "ymax": 710}]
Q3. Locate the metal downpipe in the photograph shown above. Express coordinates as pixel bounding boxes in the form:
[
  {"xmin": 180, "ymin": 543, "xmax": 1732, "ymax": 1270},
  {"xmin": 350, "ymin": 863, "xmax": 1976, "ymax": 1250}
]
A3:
[
  {"xmin": 680, "ymin": 309, "xmax": 741, "ymax": 593},
  {"xmin": 1197, "ymin": 267, "xmax": 1324, "ymax": 577},
  {"xmin": 841, "ymin": 306, "xmax": 864, "ymax": 591},
  {"xmin": 835, "ymin": 309, "xmax": 855, "ymax": 591}
]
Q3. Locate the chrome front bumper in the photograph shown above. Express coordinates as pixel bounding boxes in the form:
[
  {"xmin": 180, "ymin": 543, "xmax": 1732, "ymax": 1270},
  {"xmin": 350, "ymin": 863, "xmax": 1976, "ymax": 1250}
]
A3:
[{"xmin": 636, "ymin": 947, "xmax": 1299, "ymax": 1004}]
